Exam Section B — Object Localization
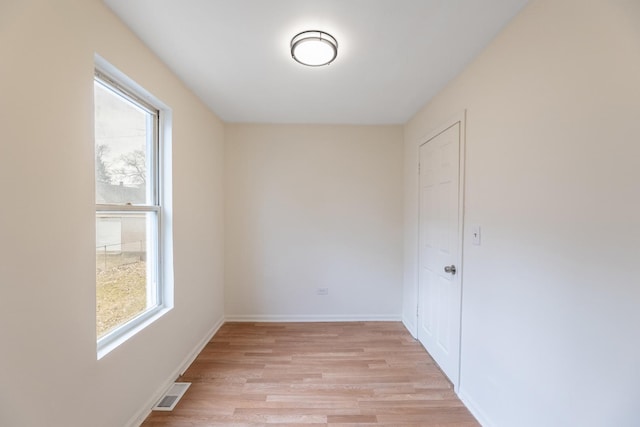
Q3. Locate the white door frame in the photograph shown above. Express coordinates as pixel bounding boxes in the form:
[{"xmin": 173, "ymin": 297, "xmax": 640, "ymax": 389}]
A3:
[{"xmin": 416, "ymin": 110, "xmax": 466, "ymax": 390}]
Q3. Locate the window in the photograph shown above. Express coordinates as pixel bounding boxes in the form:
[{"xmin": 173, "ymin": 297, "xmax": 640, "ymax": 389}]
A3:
[{"xmin": 94, "ymin": 59, "xmax": 171, "ymax": 357}]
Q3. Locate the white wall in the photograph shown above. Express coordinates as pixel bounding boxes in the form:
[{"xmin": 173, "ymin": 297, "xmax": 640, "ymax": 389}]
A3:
[
  {"xmin": 225, "ymin": 124, "xmax": 403, "ymax": 320},
  {"xmin": 403, "ymin": 0, "xmax": 640, "ymax": 426},
  {"xmin": 0, "ymin": 1, "xmax": 225, "ymax": 426}
]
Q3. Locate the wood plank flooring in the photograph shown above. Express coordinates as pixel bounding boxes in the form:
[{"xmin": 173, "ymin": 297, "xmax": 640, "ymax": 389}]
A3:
[{"xmin": 142, "ymin": 322, "xmax": 479, "ymax": 427}]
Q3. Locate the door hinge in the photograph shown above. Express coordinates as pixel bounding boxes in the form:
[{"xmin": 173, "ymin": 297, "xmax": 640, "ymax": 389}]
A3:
[
  {"xmin": 418, "ymin": 162, "xmax": 421, "ymax": 174},
  {"xmin": 416, "ymin": 306, "xmax": 419, "ymax": 317}
]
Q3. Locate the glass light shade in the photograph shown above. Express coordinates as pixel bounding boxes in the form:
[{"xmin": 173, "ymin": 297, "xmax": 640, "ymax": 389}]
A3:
[{"xmin": 291, "ymin": 31, "xmax": 338, "ymax": 67}]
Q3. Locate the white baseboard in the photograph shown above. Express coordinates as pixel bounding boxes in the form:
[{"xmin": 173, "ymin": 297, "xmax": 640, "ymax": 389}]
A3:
[
  {"xmin": 224, "ymin": 314, "xmax": 402, "ymax": 322},
  {"xmin": 176, "ymin": 315, "xmax": 225, "ymax": 376},
  {"xmin": 402, "ymin": 315, "xmax": 417, "ymax": 339},
  {"xmin": 459, "ymin": 387, "xmax": 494, "ymax": 427},
  {"xmin": 125, "ymin": 315, "xmax": 225, "ymax": 427}
]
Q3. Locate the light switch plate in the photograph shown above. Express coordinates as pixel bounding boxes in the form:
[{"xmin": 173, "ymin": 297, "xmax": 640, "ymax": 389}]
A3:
[{"xmin": 472, "ymin": 225, "xmax": 481, "ymax": 245}]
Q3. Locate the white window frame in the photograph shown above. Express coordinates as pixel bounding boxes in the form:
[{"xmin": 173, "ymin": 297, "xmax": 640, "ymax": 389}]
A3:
[{"xmin": 95, "ymin": 55, "xmax": 173, "ymax": 359}]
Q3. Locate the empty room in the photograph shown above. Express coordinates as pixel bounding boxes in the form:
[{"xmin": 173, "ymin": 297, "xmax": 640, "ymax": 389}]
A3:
[{"xmin": 0, "ymin": 0, "xmax": 638, "ymax": 426}]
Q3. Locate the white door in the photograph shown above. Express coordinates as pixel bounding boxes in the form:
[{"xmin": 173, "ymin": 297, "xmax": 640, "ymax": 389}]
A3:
[{"xmin": 417, "ymin": 121, "xmax": 463, "ymax": 388}]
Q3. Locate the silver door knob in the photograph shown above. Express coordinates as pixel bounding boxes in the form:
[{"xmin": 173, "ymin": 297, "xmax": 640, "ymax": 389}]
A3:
[{"xmin": 444, "ymin": 265, "xmax": 457, "ymax": 275}]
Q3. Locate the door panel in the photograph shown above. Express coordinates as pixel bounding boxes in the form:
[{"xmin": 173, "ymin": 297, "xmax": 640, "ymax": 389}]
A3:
[{"xmin": 417, "ymin": 122, "xmax": 462, "ymax": 388}]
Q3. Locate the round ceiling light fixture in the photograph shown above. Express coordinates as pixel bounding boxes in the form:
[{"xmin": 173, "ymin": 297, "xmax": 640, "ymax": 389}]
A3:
[{"xmin": 290, "ymin": 30, "xmax": 338, "ymax": 67}]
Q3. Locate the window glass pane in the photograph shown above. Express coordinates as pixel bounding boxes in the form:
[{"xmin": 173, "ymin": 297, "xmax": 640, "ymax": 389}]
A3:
[
  {"xmin": 96, "ymin": 212, "xmax": 158, "ymax": 338},
  {"xmin": 94, "ymin": 80, "xmax": 153, "ymax": 205}
]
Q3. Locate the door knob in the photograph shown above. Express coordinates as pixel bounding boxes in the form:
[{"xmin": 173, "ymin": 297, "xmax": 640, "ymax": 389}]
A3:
[{"xmin": 444, "ymin": 265, "xmax": 457, "ymax": 275}]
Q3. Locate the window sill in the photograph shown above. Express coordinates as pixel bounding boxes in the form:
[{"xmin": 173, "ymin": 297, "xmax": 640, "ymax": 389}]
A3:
[{"xmin": 97, "ymin": 305, "xmax": 172, "ymax": 360}]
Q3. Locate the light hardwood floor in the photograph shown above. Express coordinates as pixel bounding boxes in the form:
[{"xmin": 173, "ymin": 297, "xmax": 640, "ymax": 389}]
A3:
[{"xmin": 142, "ymin": 322, "xmax": 479, "ymax": 426}]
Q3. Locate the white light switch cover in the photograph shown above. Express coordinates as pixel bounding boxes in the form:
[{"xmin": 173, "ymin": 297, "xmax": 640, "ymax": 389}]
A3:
[{"xmin": 472, "ymin": 225, "xmax": 481, "ymax": 245}]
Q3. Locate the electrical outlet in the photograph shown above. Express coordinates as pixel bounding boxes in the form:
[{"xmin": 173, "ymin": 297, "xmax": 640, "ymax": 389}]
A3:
[{"xmin": 316, "ymin": 287, "xmax": 329, "ymax": 296}]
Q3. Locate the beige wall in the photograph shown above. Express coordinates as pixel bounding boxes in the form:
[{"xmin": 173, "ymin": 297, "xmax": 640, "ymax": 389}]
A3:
[
  {"xmin": 225, "ymin": 124, "xmax": 403, "ymax": 320},
  {"xmin": 403, "ymin": 0, "xmax": 640, "ymax": 425},
  {"xmin": 0, "ymin": 1, "xmax": 224, "ymax": 426}
]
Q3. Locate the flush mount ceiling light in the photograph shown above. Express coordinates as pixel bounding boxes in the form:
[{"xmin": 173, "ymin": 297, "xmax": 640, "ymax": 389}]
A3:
[{"xmin": 290, "ymin": 30, "xmax": 338, "ymax": 67}]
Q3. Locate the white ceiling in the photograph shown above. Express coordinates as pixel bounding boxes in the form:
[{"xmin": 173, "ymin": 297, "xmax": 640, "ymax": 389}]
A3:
[{"xmin": 104, "ymin": 0, "xmax": 529, "ymax": 125}]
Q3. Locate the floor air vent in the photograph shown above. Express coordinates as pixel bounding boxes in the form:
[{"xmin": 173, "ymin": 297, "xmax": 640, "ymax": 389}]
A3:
[{"xmin": 152, "ymin": 382, "xmax": 191, "ymax": 411}]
